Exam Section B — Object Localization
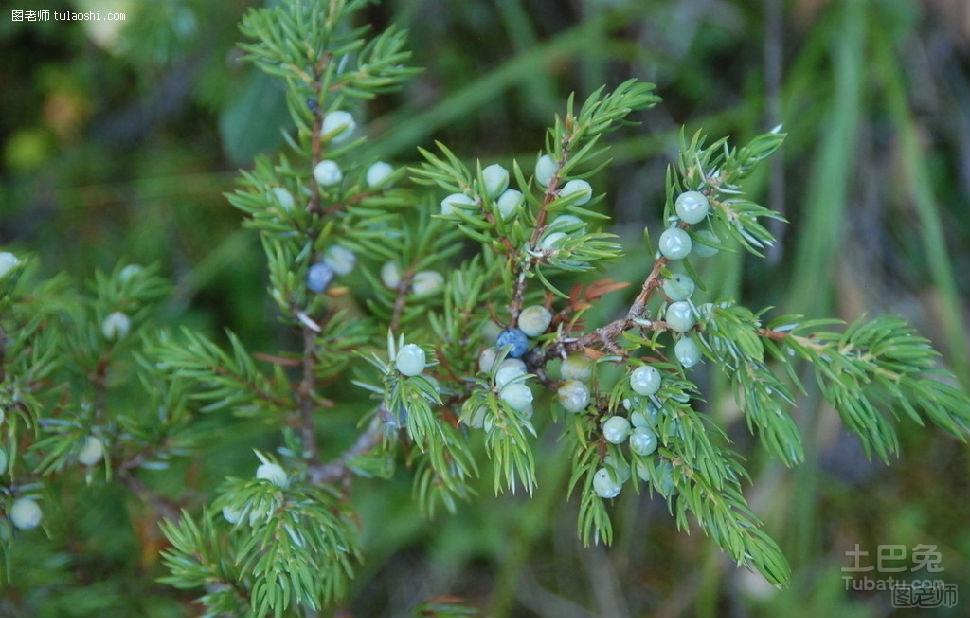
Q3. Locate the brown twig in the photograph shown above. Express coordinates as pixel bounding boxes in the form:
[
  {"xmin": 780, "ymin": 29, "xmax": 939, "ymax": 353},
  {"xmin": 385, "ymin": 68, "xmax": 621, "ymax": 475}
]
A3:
[{"xmin": 308, "ymin": 412, "xmax": 386, "ymax": 484}]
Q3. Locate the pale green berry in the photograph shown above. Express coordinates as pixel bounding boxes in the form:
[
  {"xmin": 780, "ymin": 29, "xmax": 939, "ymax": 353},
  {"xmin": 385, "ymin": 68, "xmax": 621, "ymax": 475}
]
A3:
[
  {"xmin": 78, "ymin": 436, "xmax": 104, "ymax": 466},
  {"xmin": 467, "ymin": 405, "xmax": 488, "ymax": 429},
  {"xmin": 101, "ymin": 312, "xmax": 131, "ymax": 340},
  {"xmin": 517, "ymin": 305, "xmax": 552, "ymax": 337},
  {"xmin": 657, "ymin": 460, "xmax": 676, "ymax": 494},
  {"xmin": 675, "ymin": 336, "xmax": 701, "ymax": 368},
  {"xmin": 366, "ymin": 161, "xmax": 394, "ymax": 188},
  {"xmin": 324, "ymin": 245, "xmax": 356, "ymax": 276},
  {"xmin": 271, "ymin": 187, "xmax": 295, "ymax": 211},
  {"xmin": 494, "ymin": 363, "xmax": 525, "ymax": 388},
  {"xmin": 631, "ymin": 403, "xmax": 660, "ymax": 428},
  {"xmin": 674, "ymin": 190, "xmax": 710, "ymax": 224},
  {"xmin": 561, "ymin": 354, "xmax": 592, "ymax": 382},
  {"xmin": 535, "ymin": 154, "xmax": 557, "ymax": 187},
  {"xmin": 500, "ymin": 383, "xmax": 533, "ymax": 411},
  {"xmin": 662, "ymin": 274, "xmax": 694, "ymax": 301},
  {"xmin": 557, "ymin": 380, "xmax": 590, "ymax": 413},
  {"xmin": 602, "ymin": 416, "xmax": 631, "ymax": 444},
  {"xmin": 411, "ymin": 270, "xmax": 443, "ymax": 296},
  {"xmin": 478, "ymin": 348, "xmax": 497, "ymax": 373},
  {"xmin": 482, "ymin": 164, "xmax": 510, "ymax": 198},
  {"xmin": 630, "ymin": 366, "xmax": 661, "ymax": 396},
  {"xmin": 559, "ymin": 179, "xmax": 592, "ymax": 205},
  {"xmin": 0, "ymin": 447, "xmax": 7, "ymax": 474},
  {"xmin": 665, "ymin": 301, "xmax": 695, "ymax": 333},
  {"xmin": 693, "ymin": 230, "xmax": 720, "ymax": 257},
  {"xmin": 604, "ymin": 454, "xmax": 631, "ymax": 484},
  {"xmin": 222, "ymin": 506, "xmax": 244, "ymax": 525},
  {"xmin": 549, "ymin": 214, "xmax": 585, "ymax": 231},
  {"xmin": 540, "ymin": 231, "xmax": 567, "ymax": 250},
  {"xmin": 10, "ymin": 497, "xmax": 42, "ymax": 530},
  {"xmin": 119, "ymin": 264, "xmax": 143, "ymax": 281},
  {"xmin": 658, "ymin": 228, "xmax": 692, "ymax": 260},
  {"xmin": 496, "ymin": 189, "xmax": 523, "ymax": 220},
  {"xmin": 0, "ymin": 252, "xmax": 20, "ymax": 279},
  {"xmin": 498, "ymin": 358, "xmax": 526, "ymax": 372},
  {"xmin": 381, "ymin": 261, "xmax": 402, "ymax": 289},
  {"xmin": 395, "ymin": 344, "xmax": 426, "ymax": 376},
  {"xmin": 630, "ymin": 409, "xmax": 649, "ymax": 428},
  {"xmin": 313, "ymin": 160, "xmax": 342, "ymax": 186},
  {"xmin": 256, "ymin": 462, "xmax": 289, "ymax": 488},
  {"xmin": 629, "ymin": 426, "xmax": 658, "ymax": 456},
  {"xmin": 440, "ymin": 192, "xmax": 475, "ymax": 215},
  {"xmin": 593, "ymin": 468, "xmax": 621, "ymax": 499},
  {"xmin": 321, "ymin": 110, "xmax": 355, "ymax": 143}
]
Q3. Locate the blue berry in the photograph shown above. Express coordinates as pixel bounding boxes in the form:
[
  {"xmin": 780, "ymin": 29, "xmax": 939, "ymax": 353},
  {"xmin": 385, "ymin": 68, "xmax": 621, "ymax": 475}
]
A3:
[
  {"xmin": 674, "ymin": 190, "xmax": 710, "ymax": 224},
  {"xmin": 665, "ymin": 301, "xmax": 695, "ymax": 333},
  {"xmin": 496, "ymin": 328, "xmax": 529, "ymax": 358},
  {"xmin": 674, "ymin": 336, "xmax": 701, "ymax": 368},
  {"xmin": 662, "ymin": 274, "xmax": 694, "ymax": 301},
  {"xmin": 629, "ymin": 426, "xmax": 658, "ymax": 456},
  {"xmin": 307, "ymin": 262, "xmax": 334, "ymax": 294},
  {"xmin": 658, "ymin": 228, "xmax": 692, "ymax": 260}
]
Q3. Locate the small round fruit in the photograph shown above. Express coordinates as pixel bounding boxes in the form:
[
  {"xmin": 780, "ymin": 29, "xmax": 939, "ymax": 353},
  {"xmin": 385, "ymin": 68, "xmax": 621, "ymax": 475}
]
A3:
[
  {"xmin": 540, "ymin": 231, "xmax": 567, "ymax": 250},
  {"xmin": 658, "ymin": 228, "xmax": 692, "ymax": 260},
  {"xmin": 482, "ymin": 164, "xmax": 510, "ymax": 198},
  {"xmin": 693, "ymin": 230, "xmax": 720, "ymax": 258},
  {"xmin": 440, "ymin": 192, "xmax": 475, "ymax": 215},
  {"xmin": 324, "ymin": 245, "xmax": 356, "ymax": 276},
  {"xmin": 307, "ymin": 262, "xmax": 334, "ymax": 294},
  {"xmin": 78, "ymin": 436, "xmax": 104, "ymax": 466},
  {"xmin": 674, "ymin": 190, "xmax": 710, "ymax": 224},
  {"xmin": 500, "ymin": 383, "xmax": 533, "ymax": 411},
  {"xmin": 256, "ymin": 462, "xmax": 289, "ymax": 488},
  {"xmin": 321, "ymin": 110, "xmax": 355, "ymax": 143},
  {"xmin": 222, "ymin": 506, "xmax": 244, "ymax": 525},
  {"xmin": 380, "ymin": 261, "xmax": 402, "ymax": 289},
  {"xmin": 271, "ymin": 187, "xmax": 295, "ymax": 211},
  {"xmin": 559, "ymin": 179, "xmax": 592, "ymax": 205},
  {"xmin": 366, "ymin": 161, "xmax": 394, "ymax": 188},
  {"xmin": 630, "ymin": 366, "xmax": 661, "ymax": 396},
  {"xmin": 662, "ymin": 274, "xmax": 695, "ymax": 301},
  {"xmin": 0, "ymin": 252, "xmax": 20, "ymax": 278},
  {"xmin": 517, "ymin": 305, "xmax": 552, "ymax": 337},
  {"xmin": 494, "ymin": 363, "xmax": 525, "ymax": 388},
  {"xmin": 478, "ymin": 348, "xmax": 497, "ymax": 373},
  {"xmin": 675, "ymin": 336, "xmax": 701, "ymax": 368},
  {"xmin": 593, "ymin": 468, "xmax": 622, "ymax": 499},
  {"xmin": 631, "ymin": 403, "xmax": 660, "ymax": 428},
  {"xmin": 557, "ymin": 380, "xmax": 590, "ymax": 413},
  {"xmin": 10, "ymin": 497, "xmax": 42, "ymax": 530},
  {"xmin": 395, "ymin": 344, "xmax": 426, "ymax": 377},
  {"xmin": 498, "ymin": 358, "xmax": 526, "ymax": 372},
  {"xmin": 466, "ymin": 405, "xmax": 488, "ymax": 429},
  {"xmin": 656, "ymin": 460, "xmax": 676, "ymax": 494},
  {"xmin": 495, "ymin": 328, "xmax": 529, "ymax": 358},
  {"xmin": 119, "ymin": 264, "xmax": 143, "ymax": 281},
  {"xmin": 629, "ymin": 426, "xmax": 658, "ymax": 456},
  {"xmin": 602, "ymin": 416, "xmax": 631, "ymax": 444},
  {"xmin": 495, "ymin": 189, "xmax": 523, "ymax": 220},
  {"xmin": 535, "ymin": 154, "xmax": 557, "ymax": 187},
  {"xmin": 665, "ymin": 301, "xmax": 695, "ymax": 333},
  {"xmin": 411, "ymin": 270, "xmax": 444, "ymax": 296},
  {"xmin": 561, "ymin": 354, "xmax": 592, "ymax": 382},
  {"xmin": 313, "ymin": 160, "xmax": 343, "ymax": 186},
  {"xmin": 101, "ymin": 312, "xmax": 131, "ymax": 340},
  {"xmin": 549, "ymin": 214, "xmax": 585, "ymax": 231}
]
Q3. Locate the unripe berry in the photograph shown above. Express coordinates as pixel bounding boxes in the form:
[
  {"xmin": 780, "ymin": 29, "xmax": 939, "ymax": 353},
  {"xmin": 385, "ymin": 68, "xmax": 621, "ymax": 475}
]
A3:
[
  {"xmin": 366, "ymin": 161, "xmax": 394, "ymax": 188},
  {"xmin": 535, "ymin": 154, "xmax": 557, "ymax": 187},
  {"xmin": 603, "ymin": 454, "xmax": 631, "ymax": 484},
  {"xmin": 549, "ymin": 214, "xmax": 585, "ymax": 231},
  {"xmin": 658, "ymin": 228, "xmax": 692, "ymax": 260},
  {"xmin": 500, "ymin": 383, "xmax": 533, "ymax": 411},
  {"xmin": 559, "ymin": 179, "xmax": 592, "ymax": 205},
  {"xmin": 495, "ymin": 189, "xmax": 523, "ymax": 220},
  {"xmin": 540, "ymin": 231, "xmax": 567, "ymax": 250},
  {"xmin": 557, "ymin": 380, "xmax": 590, "ymax": 413},
  {"xmin": 662, "ymin": 274, "xmax": 695, "ymax": 301},
  {"xmin": 324, "ymin": 245, "xmax": 356, "ymax": 276},
  {"xmin": 517, "ymin": 305, "xmax": 551, "ymax": 337},
  {"xmin": 411, "ymin": 270, "xmax": 444, "ymax": 296},
  {"xmin": 395, "ymin": 344, "xmax": 426, "ymax": 377},
  {"xmin": 674, "ymin": 190, "xmax": 710, "ymax": 224},
  {"xmin": 78, "ymin": 436, "xmax": 104, "ymax": 466},
  {"xmin": 602, "ymin": 416, "xmax": 631, "ymax": 444},
  {"xmin": 0, "ymin": 447, "xmax": 7, "ymax": 474},
  {"xmin": 657, "ymin": 460, "xmax": 676, "ymax": 495},
  {"xmin": 271, "ymin": 187, "xmax": 295, "ymax": 211},
  {"xmin": 101, "ymin": 312, "xmax": 131, "ymax": 340},
  {"xmin": 498, "ymin": 358, "xmax": 527, "ymax": 372},
  {"xmin": 561, "ymin": 354, "xmax": 592, "ymax": 382},
  {"xmin": 629, "ymin": 426, "xmax": 658, "ymax": 456},
  {"xmin": 593, "ymin": 468, "xmax": 622, "ymax": 499},
  {"xmin": 482, "ymin": 163, "xmax": 510, "ymax": 198},
  {"xmin": 10, "ymin": 497, "xmax": 42, "ymax": 530},
  {"xmin": 494, "ymin": 363, "xmax": 525, "ymax": 388},
  {"xmin": 467, "ymin": 405, "xmax": 488, "ymax": 429},
  {"xmin": 256, "ymin": 462, "xmax": 288, "ymax": 488},
  {"xmin": 0, "ymin": 252, "xmax": 20, "ymax": 278},
  {"xmin": 440, "ymin": 192, "xmax": 475, "ymax": 215},
  {"xmin": 495, "ymin": 328, "xmax": 529, "ymax": 358},
  {"xmin": 321, "ymin": 110, "xmax": 355, "ymax": 143},
  {"xmin": 478, "ymin": 348, "xmax": 497, "ymax": 373},
  {"xmin": 307, "ymin": 262, "xmax": 334, "ymax": 294},
  {"xmin": 675, "ymin": 336, "xmax": 701, "ymax": 368},
  {"xmin": 665, "ymin": 301, "xmax": 695, "ymax": 333},
  {"xmin": 313, "ymin": 160, "xmax": 343, "ymax": 187},
  {"xmin": 630, "ymin": 366, "xmax": 661, "ymax": 396},
  {"xmin": 222, "ymin": 506, "xmax": 244, "ymax": 525},
  {"xmin": 693, "ymin": 230, "xmax": 720, "ymax": 257},
  {"xmin": 380, "ymin": 261, "xmax": 402, "ymax": 289},
  {"xmin": 119, "ymin": 264, "xmax": 143, "ymax": 281}
]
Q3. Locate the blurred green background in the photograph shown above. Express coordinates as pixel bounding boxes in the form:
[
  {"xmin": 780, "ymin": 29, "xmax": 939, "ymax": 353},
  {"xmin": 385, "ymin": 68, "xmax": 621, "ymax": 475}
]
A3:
[{"xmin": 2, "ymin": 0, "xmax": 969, "ymax": 616}]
